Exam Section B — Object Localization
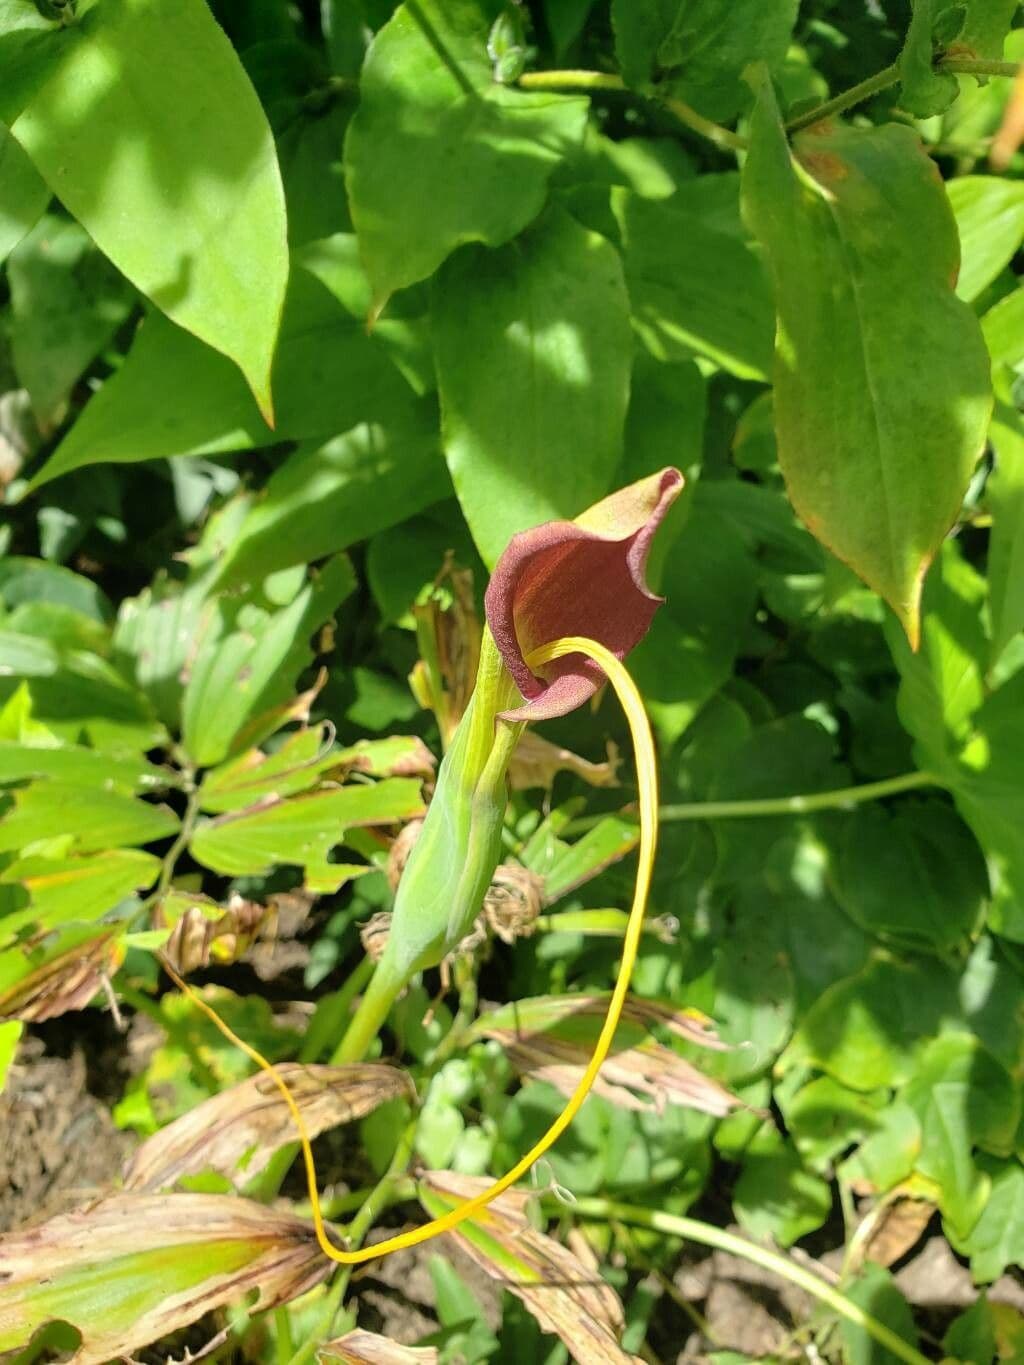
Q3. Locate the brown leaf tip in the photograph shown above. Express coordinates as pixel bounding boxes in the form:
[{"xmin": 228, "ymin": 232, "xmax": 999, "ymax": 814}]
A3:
[{"xmin": 484, "ymin": 468, "xmax": 684, "ymax": 721}]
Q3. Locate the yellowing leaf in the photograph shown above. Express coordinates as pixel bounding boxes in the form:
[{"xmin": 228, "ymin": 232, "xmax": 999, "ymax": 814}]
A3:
[
  {"xmin": 742, "ymin": 74, "xmax": 991, "ymax": 646},
  {"xmin": 124, "ymin": 1063, "xmax": 413, "ymax": 1191},
  {"xmin": 0, "ymin": 1193, "xmax": 331, "ymax": 1364}
]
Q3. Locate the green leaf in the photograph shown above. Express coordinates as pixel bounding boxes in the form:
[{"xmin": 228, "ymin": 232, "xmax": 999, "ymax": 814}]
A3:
[
  {"xmin": 11, "ymin": 0, "xmax": 288, "ymax": 418},
  {"xmin": 0, "ymin": 647, "xmax": 166, "ymax": 753},
  {"xmin": 0, "ymin": 556, "xmax": 111, "ymax": 622},
  {"xmin": 944, "ymin": 1295, "xmax": 998, "ymax": 1365},
  {"xmin": 982, "ymin": 286, "xmax": 1024, "ymax": 368},
  {"xmin": 212, "ymin": 407, "xmax": 449, "ymax": 590},
  {"xmin": 734, "ymin": 1126, "xmax": 831, "ymax": 1247},
  {"xmin": 0, "ymin": 1020, "xmax": 21, "ymax": 1093},
  {"xmin": 742, "ymin": 75, "xmax": 992, "ymax": 646},
  {"xmin": 0, "ymin": 742, "xmax": 168, "ymax": 797},
  {"xmin": 181, "ymin": 555, "xmax": 356, "ymax": 768},
  {"xmin": 435, "ymin": 205, "xmax": 631, "ymax": 567},
  {"xmin": 7, "ymin": 214, "xmax": 134, "ymax": 428},
  {"xmin": 782, "ymin": 955, "xmax": 959, "ymax": 1090},
  {"xmin": 841, "ymin": 1263, "xmax": 919, "ymax": 1365},
  {"xmin": 612, "ymin": 0, "xmax": 798, "ymax": 121},
  {"xmin": 344, "ymin": 0, "xmax": 588, "ymax": 308},
  {"xmin": 899, "ymin": 0, "xmax": 1018, "ymax": 117},
  {"xmin": 0, "ymin": 848, "xmax": 162, "ymax": 936},
  {"xmin": 950, "ymin": 670, "xmax": 1024, "ymax": 940},
  {"xmin": 885, "ymin": 540, "xmax": 987, "ymax": 768},
  {"xmin": 947, "ymin": 176, "xmax": 1024, "ymax": 302},
  {"xmin": 781, "ymin": 1075, "xmax": 890, "ymax": 1173},
  {"xmin": 902, "ymin": 1035, "xmax": 1018, "ymax": 1239},
  {"xmin": 197, "ymin": 727, "xmax": 342, "ymax": 814},
  {"xmin": 830, "ymin": 800, "xmax": 987, "ymax": 952},
  {"xmin": 612, "ymin": 190, "xmax": 773, "ymax": 380},
  {"xmin": 987, "ymin": 371, "xmax": 1024, "ymax": 669},
  {"xmin": 0, "ymin": 780, "xmax": 178, "ymax": 855},
  {"xmin": 30, "ymin": 258, "xmax": 415, "ymax": 491},
  {"xmin": 953, "ymin": 1156, "xmax": 1024, "ymax": 1283},
  {"xmin": 189, "ymin": 779, "xmax": 425, "ymax": 885},
  {"xmin": 0, "ymin": 124, "xmax": 48, "ymax": 266}
]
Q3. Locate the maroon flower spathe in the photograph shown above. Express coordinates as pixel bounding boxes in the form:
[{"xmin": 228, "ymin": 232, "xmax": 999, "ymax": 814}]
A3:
[{"xmin": 484, "ymin": 468, "xmax": 684, "ymax": 721}]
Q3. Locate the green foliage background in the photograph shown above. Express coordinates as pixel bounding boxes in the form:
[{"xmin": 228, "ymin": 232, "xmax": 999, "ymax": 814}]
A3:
[{"xmin": 2, "ymin": 0, "xmax": 1024, "ymax": 1359}]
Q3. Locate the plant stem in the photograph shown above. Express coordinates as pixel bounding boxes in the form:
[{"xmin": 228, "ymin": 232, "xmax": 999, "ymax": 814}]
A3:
[
  {"xmin": 144, "ymin": 775, "xmax": 200, "ymax": 912},
  {"xmin": 517, "ymin": 69, "xmax": 745, "ymax": 152},
  {"xmin": 786, "ymin": 63, "xmax": 900, "ymax": 132},
  {"xmin": 518, "ymin": 68, "xmax": 625, "ymax": 93},
  {"xmin": 564, "ymin": 770, "xmax": 940, "ymax": 835},
  {"xmin": 940, "ymin": 56, "xmax": 1022, "ymax": 78},
  {"xmin": 332, "ymin": 955, "xmax": 405, "ymax": 1064},
  {"xmin": 302, "ymin": 956, "xmax": 374, "ymax": 1063},
  {"xmin": 564, "ymin": 1199, "xmax": 931, "ymax": 1365},
  {"xmin": 658, "ymin": 770, "xmax": 940, "ymax": 822},
  {"xmin": 284, "ymin": 1126, "xmax": 419, "ymax": 1365}
]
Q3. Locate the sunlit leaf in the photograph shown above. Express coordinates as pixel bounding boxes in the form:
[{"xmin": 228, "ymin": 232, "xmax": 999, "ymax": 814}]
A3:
[
  {"xmin": 742, "ymin": 74, "xmax": 991, "ymax": 645},
  {"xmin": 11, "ymin": 0, "xmax": 288, "ymax": 416},
  {"xmin": 124, "ymin": 1063, "xmax": 413, "ymax": 1191},
  {"xmin": 0, "ymin": 1193, "xmax": 331, "ymax": 1363}
]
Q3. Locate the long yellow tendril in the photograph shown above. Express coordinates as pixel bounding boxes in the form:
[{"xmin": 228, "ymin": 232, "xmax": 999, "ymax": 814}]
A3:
[{"xmin": 160, "ymin": 634, "xmax": 658, "ymax": 1264}]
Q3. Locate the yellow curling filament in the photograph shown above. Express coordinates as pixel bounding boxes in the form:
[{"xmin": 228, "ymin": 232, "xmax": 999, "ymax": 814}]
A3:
[{"xmin": 160, "ymin": 634, "xmax": 658, "ymax": 1265}]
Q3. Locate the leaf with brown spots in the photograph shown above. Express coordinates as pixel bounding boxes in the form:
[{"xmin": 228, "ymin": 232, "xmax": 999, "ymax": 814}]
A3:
[
  {"xmin": 0, "ymin": 1193, "xmax": 331, "ymax": 1364},
  {"xmin": 124, "ymin": 1062, "xmax": 413, "ymax": 1191},
  {"xmin": 0, "ymin": 925, "xmax": 122, "ymax": 1023},
  {"xmin": 509, "ymin": 731, "xmax": 620, "ymax": 793},
  {"xmin": 419, "ymin": 1173, "xmax": 642, "ymax": 1365}
]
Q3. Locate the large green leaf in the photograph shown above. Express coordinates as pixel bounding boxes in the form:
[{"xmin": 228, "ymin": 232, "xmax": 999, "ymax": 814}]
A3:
[
  {"xmin": 742, "ymin": 76, "xmax": 992, "ymax": 646},
  {"xmin": 982, "ymin": 287, "xmax": 1024, "ymax": 369},
  {"xmin": 11, "ymin": 0, "xmax": 288, "ymax": 418},
  {"xmin": 841, "ymin": 1264, "xmax": 919, "ymax": 1365},
  {"xmin": 947, "ymin": 176, "xmax": 1024, "ymax": 302},
  {"xmin": 181, "ymin": 555, "xmax": 356, "ymax": 768},
  {"xmin": 434, "ymin": 205, "xmax": 631, "ymax": 567},
  {"xmin": 830, "ymin": 800, "xmax": 988, "ymax": 953},
  {"xmin": 29, "ymin": 260, "xmax": 411, "ymax": 491},
  {"xmin": 344, "ymin": 0, "xmax": 588, "ymax": 309},
  {"xmin": 0, "ymin": 780, "xmax": 178, "ymax": 855},
  {"xmin": 734, "ymin": 1127, "xmax": 831, "ymax": 1247},
  {"xmin": 611, "ymin": 0, "xmax": 798, "ymax": 121},
  {"xmin": 0, "ymin": 123, "xmax": 48, "ymax": 266},
  {"xmin": 899, "ymin": 0, "xmax": 1019, "ymax": 116},
  {"xmin": 0, "ymin": 740, "xmax": 167, "ymax": 794},
  {"xmin": 189, "ymin": 779, "xmax": 425, "ymax": 886},
  {"xmin": 987, "ymin": 371, "xmax": 1024, "ymax": 669},
  {"xmin": 611, "ymin": 190, "xmax": 773, "ymax": 380},
  {"xmin": 7, "ymin": 214, "xmax": 134, "ymax": 428},
  {"xmin": 212, "ymin": 406, "xmax": 449, "ymax": 590}
]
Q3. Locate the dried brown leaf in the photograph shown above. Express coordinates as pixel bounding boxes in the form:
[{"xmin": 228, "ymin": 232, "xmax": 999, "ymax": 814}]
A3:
[
  {"xmin": 419, "ymin": 1173, "xmax": 641, "ymax": 1365},
  {"xmin": 0, "ymin": 929, "xmax": 122, "ymax": 1024},
  {"xmin": 510, "ymin": 732, "xmax": 620, "ymax": 792},
  {"xmin": 0, "ymin": 1193, "xmax": 331, "ymax": 1364},
  {"xmin": 319, "ymin": 1329, "xmax": 438, "ymax": 1364},
  {"xmin": 124, "ymin": 1062, "xmax": 413, "ymax": 1191},
  {"xmin": 861, "ymin": 1196, "xmax": 936, "ymax": 1269}
]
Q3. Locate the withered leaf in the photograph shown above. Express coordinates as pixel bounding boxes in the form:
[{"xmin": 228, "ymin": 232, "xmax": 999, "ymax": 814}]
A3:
[
  {"xmin": 0, "ymin": 927, "xmax": 122, "ymax": 1024},
  {"xmin": 0, "ymin": 1193, "xmax": 331, "ymax": 1364},
  {"xmin": 470, "ymin": 994, "xmax": 740, "ymax": 1119},
  {"xmin": 510, "ymin": 731, "xmax": 620, "ymax": 793},
  {"xmin": 860, "ymin": 1196, "xmax": 936, "ymax": 1270},
  {"xmin": 124, "ymin": 1062, "xmax": 413, "ymax": 1191},
  {"xmin": 419, "ymin": 1173, "xmax": 641, "ymax": 1365},
  {"xmin": 157, "ymin": 889, "xmax": 268, "ymax": 975},
  {"xmin": 319, "ymin": 1329, "xmax": 439, "ymax": 1363}
]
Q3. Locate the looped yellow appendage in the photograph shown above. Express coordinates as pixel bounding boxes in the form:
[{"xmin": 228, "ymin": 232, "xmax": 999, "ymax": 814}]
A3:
[{"xmin": 161, "ymin": 634, "xmax": 658, "ymax": 1266}]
